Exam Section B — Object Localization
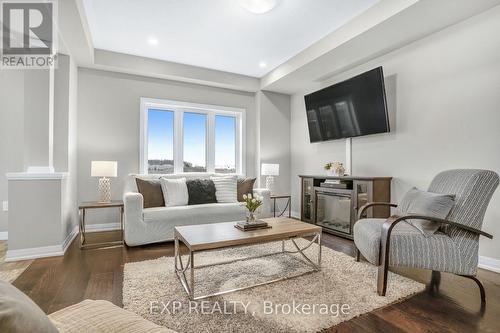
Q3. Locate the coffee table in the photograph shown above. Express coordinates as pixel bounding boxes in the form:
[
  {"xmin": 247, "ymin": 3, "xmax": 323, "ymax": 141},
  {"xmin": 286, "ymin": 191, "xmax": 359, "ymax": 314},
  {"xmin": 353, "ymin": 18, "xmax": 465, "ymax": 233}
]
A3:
[{"xmin": 174, "ymin": 217, "xmax": 322, "ymax": 300}]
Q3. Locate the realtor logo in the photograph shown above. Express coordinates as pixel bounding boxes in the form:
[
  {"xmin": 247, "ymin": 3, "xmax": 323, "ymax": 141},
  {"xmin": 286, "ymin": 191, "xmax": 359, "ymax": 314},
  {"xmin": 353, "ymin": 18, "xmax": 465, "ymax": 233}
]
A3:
[{"xmin": 1, "ymin": 0, "xmax": 57, "ymax": 69}]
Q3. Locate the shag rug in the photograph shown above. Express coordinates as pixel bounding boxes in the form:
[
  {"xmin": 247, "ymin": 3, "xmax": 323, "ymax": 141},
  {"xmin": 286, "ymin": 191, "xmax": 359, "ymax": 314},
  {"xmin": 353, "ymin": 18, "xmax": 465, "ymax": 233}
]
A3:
[{"xmin": 123, "ymin": 239, "xmax": 424, "ymax": 333}]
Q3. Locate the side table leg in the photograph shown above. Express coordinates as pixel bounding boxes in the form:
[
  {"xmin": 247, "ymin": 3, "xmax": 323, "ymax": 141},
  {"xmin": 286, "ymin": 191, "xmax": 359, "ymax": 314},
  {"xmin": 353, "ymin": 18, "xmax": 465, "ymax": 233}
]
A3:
[
  {"xmin": 120, "ymin": 206, "xmax": 124, "ymax": 245},
  {"xmin": 317, "ymin": 232, "xmax": 322, "ymax": 266},
  {"xmin": 80, "ymin": 208, "xmax": 86, "ymax": 248},
  {"xmin": 190, "ymin": 250, "xmax": 195, "ymax": 300}
]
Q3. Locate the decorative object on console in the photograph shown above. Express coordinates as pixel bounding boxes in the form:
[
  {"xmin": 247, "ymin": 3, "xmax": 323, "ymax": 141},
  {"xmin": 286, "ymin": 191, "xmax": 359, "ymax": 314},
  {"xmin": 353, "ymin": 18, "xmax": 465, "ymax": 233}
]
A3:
[
  {"xmin": 210, "ymin": 175, "xmax": 238, "ymax": 203},
  {"xmin": 242, "ymin": 193, "xmax": 263, "ymax": 223},
  {"xmin": 261, "ymin": 163, "xmax": 279, "ymax": 194},
  {"xmin": 160, "ymin": 177, "xmax": 189, "ymax": 207},
  {"xmin": 324, "ymin": 161, "xmax": 345, "ymax": 176},
  {"xmin": 91, "ymin": 161, "xmax": 117, "ymax": 203},
  {"xmin": 135, "ymin": 178, "xmax": 164, "ymax": 208}
]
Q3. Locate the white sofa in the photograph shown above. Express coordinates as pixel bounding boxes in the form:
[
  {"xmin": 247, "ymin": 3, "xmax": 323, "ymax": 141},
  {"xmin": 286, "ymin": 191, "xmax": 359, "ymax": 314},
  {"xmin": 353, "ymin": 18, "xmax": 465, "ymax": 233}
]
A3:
[{"xmin": 123, "ymin": 173, "xmax": 272, "ymax": 246}]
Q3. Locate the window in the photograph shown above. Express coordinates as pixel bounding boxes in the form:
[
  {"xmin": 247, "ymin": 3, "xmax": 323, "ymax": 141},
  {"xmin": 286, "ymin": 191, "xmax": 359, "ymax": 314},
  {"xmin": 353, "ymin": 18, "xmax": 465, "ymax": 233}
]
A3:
[
  {"xmin": 183, "ymin": 112, "xmax": 207, "ymax": 172},
  {"xmin": 147, "ymin": 109, "xmax": 174, "ymax": 174},
  {"xmin": 140, "ymin": 98, "xmax": 244, "ymax": 175},
  {"xmin": 215, "ymin": 115, "xmax": 236, "ymax": 173}
]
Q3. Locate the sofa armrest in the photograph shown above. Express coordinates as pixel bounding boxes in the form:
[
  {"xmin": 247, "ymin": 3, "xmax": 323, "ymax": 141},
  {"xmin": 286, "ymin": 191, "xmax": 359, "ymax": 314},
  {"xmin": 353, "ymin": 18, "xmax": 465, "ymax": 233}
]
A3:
[
  {"xmin": 253, "ymin": 188, "xmax": 272, "ymax": 218},
  {"xmin": 123, "ymin": 192, "xmax": 144, "ymax": 224}
]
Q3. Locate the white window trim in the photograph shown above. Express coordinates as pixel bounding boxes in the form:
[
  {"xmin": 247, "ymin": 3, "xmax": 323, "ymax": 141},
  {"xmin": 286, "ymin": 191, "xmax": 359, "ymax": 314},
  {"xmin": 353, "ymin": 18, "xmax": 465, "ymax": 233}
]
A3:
[{"xmin": 140, "ymin": 97, "xmax": 246, "ymax": 175}]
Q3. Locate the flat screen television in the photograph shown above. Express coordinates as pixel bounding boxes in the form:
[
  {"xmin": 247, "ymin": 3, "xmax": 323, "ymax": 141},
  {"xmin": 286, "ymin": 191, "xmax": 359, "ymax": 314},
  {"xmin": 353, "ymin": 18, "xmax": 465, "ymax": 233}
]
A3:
[{"xmin": 304, "ymin": 67, "xmax": 389, "ymax": 143}]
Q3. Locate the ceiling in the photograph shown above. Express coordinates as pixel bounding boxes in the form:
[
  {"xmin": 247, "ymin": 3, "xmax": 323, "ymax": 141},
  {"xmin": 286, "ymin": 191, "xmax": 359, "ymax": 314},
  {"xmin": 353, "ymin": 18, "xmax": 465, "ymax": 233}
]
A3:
[{"xmin": 82, "ymin": 0, "xmax": 379, "ymax": 78}]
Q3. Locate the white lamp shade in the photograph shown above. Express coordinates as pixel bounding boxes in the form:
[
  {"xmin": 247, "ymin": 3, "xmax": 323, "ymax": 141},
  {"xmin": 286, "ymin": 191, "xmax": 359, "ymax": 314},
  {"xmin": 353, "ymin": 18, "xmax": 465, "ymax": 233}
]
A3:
[
  {"xmin": 91, "ymin": 161, "xmax": 117, "ymax": 177},
  {"xmin": 261, "ymin": 163, "xmax": 279, "ymax": 176}
]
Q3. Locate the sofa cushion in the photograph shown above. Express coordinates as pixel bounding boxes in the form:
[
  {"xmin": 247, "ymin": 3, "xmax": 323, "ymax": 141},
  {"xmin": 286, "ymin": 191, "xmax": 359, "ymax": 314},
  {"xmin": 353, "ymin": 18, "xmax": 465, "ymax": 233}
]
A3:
[
  {"xmin": 186, "ymin": 179, "xmax": 217, "ymax": 205},
  {"xmin": 211, "ymin": 175, "xmax": 238, "ymax": 203},
  {"xmin": 0, "ymin": 280, "xmax": 58, "ymax": 333},
  {"xmin": 143, "ymin": 202, "xmax": 245, "ymax": 226},
  {"xmin": 48, "ymin": 299, "xmax": 175, "ymax": 333},
  {"xmin": 160, "ymin": 178, "xmax": 189, "ymax": 207},
  {"xmin": 237, "ymin": 178, "xmax": 256, "ymax": 202},
  {"xmin": 135, "ymin": 178, "xmax": 165, "ymax": 208}
]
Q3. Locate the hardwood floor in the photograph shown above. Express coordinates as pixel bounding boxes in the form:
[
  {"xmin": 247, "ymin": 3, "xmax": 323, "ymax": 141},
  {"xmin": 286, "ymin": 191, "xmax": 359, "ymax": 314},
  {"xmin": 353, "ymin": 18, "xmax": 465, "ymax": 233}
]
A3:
[{"xmin": 11, "ymin": 231, "xmax": 500, "ymax": 332}]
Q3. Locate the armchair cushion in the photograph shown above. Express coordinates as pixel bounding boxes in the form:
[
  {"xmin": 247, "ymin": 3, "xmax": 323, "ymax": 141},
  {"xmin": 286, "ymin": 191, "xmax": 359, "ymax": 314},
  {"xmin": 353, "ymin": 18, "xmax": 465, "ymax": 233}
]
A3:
[
  {"xmin": 353, "ymin": 218, "xmax": 470, "ymax": 275},
  {"xmin": 397, "ymin": 188, "xmax": 455, "ymax": 236}
]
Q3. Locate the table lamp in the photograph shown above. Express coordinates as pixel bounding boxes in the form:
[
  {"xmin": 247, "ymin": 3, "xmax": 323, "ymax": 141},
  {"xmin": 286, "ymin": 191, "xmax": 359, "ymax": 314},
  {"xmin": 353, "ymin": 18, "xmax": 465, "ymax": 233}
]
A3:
[
  {"xmin": 91, "ymin": 161, "xmax": 117, "ymax": 203},
  {"xmin": 261, "ymin": 163, "xmax": 279, "ymax": 194}
]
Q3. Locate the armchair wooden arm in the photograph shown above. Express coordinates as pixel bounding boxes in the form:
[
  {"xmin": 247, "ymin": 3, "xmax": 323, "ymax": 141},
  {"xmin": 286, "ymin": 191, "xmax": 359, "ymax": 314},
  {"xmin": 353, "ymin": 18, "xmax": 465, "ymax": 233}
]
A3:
[
  {"xmin": 377, "ymin": 214, "xmax": 493, "ymax": 296},
  {"xmin": 357, "ymin": 202, "xmax": 398, "ymax": 220}
]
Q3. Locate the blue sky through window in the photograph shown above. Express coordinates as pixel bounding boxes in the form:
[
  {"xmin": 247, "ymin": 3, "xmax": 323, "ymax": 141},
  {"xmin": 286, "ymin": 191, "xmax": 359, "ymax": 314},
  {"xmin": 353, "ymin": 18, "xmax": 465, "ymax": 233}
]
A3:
[
  {"xmin": 148, "ymin": 108, "xmax": 237, "ymax": 173},
  {"xmin": 215, "ymin": 115, "xmax": 236, "ymax": 170},
  {"xmin": 183, "ymin": 112, "xmax": 206, "ymax": 168},
  {"xmin": 148, "ymin": 109, "xmax": 173, "ymax": 160}
]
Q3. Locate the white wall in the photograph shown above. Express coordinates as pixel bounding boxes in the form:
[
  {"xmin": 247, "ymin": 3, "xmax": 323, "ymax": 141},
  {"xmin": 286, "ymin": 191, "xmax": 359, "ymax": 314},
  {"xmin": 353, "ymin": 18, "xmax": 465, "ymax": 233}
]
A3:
[
  {"xmin": 0, "ymin": 71, "xmax": 25, "ymax": 233},
  {"xmin": 77, "ymin": 68, "xmax": 258, "ymax": 225},
  {"xmin": 257, "ymin": 91, "xmax": 291, "ymax": 195},
  {"xmin": 290, "ymin": 6, "xmax": 500, "ymax": 259}
]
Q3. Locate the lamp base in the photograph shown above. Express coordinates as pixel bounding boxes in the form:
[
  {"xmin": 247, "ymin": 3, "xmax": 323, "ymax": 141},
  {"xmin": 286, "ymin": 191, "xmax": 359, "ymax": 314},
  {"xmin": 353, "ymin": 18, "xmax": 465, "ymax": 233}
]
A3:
[
  {"xmin": 98, "ymin": 177, "xmax": 111, "ymax": 203},
  {"xmin": 265, "ymin": 176, "xmax": 275, "ymax": 195}
]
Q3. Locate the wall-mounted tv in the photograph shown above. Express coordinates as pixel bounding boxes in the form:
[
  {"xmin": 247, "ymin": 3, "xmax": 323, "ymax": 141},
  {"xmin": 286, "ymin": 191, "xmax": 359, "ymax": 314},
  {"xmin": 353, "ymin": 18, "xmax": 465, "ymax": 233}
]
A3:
[{"xmin": 304, "ymin": 67, "xmax": 389, "ymax": 143}]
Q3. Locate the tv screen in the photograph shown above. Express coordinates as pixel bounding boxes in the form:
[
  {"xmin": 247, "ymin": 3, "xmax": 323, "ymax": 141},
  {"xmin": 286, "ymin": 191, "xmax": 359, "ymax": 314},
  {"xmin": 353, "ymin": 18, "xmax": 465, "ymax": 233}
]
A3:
[{"xmin": 304, "ymin": 67, "xmax": 389, "ymax": 142}]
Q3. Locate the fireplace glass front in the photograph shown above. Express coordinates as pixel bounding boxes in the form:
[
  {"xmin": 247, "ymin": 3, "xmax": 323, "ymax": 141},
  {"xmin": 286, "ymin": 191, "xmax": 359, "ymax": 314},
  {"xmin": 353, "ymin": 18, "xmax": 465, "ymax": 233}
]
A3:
[{"xmin": 315, "ymin": 191, "xmax": 352, "ymax": 235}]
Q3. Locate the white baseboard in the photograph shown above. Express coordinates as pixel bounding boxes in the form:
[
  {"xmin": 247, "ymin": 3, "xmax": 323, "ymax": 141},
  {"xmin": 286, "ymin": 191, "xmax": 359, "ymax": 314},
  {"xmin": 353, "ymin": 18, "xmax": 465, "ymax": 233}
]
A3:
[
  {"xmin": 5, "ymin": 225, "xmax": 78, "ymax": 262},
  {"xmin": 479, "ymin": 255, "xmax": 500, "ymax": 274},
  {"xmin": 0, "ymin": 231, "xmax": 8, "ymax": 240},
  {"xmin": 84, "ymin": 223, "xmax": 121, "ymax": 233}
]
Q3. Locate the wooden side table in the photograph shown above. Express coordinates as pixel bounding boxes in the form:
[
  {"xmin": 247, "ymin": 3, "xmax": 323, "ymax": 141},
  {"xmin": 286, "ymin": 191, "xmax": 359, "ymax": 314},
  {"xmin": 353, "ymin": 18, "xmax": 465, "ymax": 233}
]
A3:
[
  {"xmin": 270, "ymin": 194, "xmax": 291, "ymax": 218},
  {"xmin": 79, "ymin": 200, "xmax": 124, "ymax": 249}
]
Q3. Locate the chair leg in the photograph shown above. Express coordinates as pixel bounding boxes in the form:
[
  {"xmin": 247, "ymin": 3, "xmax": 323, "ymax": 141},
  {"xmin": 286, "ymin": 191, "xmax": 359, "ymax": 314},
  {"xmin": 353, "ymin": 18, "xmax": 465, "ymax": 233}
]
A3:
[
  {"xmin": 377, "ymin": 263, "xmax": 389, "ymax": 296},
  {"xmin": 430, "ymin": 270, "xmax": 441, "ymax": 294},
  {"xmin": 354, "ymin": 246, "xmax": 360, "ymax": 262},
  {"xmin": 460, "ymin": 275, "xmax": 486, "ymax": 303}
]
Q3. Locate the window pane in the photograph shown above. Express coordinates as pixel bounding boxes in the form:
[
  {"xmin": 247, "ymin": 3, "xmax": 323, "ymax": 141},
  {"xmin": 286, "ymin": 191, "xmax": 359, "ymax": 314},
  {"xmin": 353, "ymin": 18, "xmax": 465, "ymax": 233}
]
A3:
[
  {"xmin": 215, "ymin": 115, "xmax": 236, "ymax": 173},
  {"xmin": 148, "ymin": 109, "xmax": 174, "ymax": 174},
  {"xmin": 183, "ymin": 112, "xmax": 207, "ymax": 172}
]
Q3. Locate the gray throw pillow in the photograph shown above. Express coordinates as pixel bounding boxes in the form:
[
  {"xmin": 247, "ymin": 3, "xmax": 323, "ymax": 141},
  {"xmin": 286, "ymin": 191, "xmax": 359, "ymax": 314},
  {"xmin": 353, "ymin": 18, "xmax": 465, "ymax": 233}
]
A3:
[
  {"xmin": 397, "ymin": 188, "xmax": 455, "ymax": 236},
  {"xmin": 0, "ymin": 280, "xmax": 59, "ymax": 333},
  {"xmin": 186, "ymin": 179, "xmax": 217, "ymax": 205}
]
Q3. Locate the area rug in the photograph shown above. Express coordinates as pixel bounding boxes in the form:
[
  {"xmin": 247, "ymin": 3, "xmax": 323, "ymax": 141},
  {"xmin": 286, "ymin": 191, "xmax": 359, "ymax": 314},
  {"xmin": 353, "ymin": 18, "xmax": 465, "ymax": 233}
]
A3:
[{"xmin": 123, "ymin": 239, "xmax": 425, "ymax": 333}]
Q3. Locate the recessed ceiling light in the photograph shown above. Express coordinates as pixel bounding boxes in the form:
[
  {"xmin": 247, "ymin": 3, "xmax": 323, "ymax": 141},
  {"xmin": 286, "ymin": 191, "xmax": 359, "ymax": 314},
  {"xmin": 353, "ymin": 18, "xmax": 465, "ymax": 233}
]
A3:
[
  {"xmin": 259, "ymin": 61, "xmax": 267, "ymax": 68},
  {"xmin": 148, "ymin": 37, "xmax": 159, "ymax": 45},
  {"xmin": 239, "ymin": 0, "xmax": 278, "ymax": 14}
]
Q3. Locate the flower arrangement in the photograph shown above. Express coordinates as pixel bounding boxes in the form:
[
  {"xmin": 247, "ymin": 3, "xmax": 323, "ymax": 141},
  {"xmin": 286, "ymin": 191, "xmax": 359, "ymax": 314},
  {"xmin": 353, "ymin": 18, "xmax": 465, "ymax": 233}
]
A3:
[
  {"xmin": 324, "ymin": 162, "xmax": 345, "ymax": 176},
  {"xmin": 242, "ymin": 193, "xmax": 263, "ymax": 223}
]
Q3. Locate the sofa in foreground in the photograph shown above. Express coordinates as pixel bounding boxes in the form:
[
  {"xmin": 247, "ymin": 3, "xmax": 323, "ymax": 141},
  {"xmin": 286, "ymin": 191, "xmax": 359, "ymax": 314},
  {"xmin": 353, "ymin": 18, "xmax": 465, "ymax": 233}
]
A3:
[{"xmin": 123, "ymin": 173, "xmax": 272, "ymax": 246}]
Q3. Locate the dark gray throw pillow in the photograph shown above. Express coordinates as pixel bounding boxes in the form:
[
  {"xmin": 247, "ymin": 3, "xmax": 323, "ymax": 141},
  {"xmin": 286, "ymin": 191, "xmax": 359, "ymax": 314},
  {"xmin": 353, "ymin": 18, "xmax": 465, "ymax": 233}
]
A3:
[
  {"xmin": 0, "ymin": 280, "xmax": 59, "ymax": 333},
  {"xmin": 186, "ymin": 179, "xmax": 217, "ymax": 205},
  {"xmin": 397, "ymin": 187, "xmax": 455, "ymax": 236}
]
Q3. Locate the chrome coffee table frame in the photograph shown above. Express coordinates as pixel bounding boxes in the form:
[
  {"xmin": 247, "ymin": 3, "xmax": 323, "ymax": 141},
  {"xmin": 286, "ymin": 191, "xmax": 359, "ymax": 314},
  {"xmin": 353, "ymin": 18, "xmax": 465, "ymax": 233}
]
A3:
[{"xmin": 174, "ymin": 232, "xmax": 322, "ymax": 301}]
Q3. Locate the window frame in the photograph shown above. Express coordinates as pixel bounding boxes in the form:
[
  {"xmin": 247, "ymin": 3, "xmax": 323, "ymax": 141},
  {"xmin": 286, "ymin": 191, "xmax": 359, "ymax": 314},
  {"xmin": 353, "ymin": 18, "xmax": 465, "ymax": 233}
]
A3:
[{"xmin": 140, "ymin": 97, "xmax": 245, "ymax": 175}]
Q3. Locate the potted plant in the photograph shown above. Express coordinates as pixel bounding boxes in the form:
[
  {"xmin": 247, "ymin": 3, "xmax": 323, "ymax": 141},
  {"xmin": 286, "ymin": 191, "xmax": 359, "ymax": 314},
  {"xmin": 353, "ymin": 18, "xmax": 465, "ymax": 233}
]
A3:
[{"xmin": 242, "ymin": 193, "xmax": 263, "ymax": 223}]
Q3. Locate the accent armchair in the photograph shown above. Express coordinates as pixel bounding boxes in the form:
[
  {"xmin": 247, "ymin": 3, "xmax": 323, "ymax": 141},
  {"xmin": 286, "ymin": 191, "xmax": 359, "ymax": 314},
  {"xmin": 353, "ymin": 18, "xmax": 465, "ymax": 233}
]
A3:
[{"xmin": 353, "ymin": 169, "xmax": 499, "ymax": 302}]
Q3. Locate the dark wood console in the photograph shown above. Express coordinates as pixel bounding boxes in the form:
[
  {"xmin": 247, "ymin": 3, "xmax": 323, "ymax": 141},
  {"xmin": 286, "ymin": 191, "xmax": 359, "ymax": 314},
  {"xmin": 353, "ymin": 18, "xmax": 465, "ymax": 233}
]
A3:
[{"xmin": 299, "ymin": 175, "xmax": 392, "ymax": 239}]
